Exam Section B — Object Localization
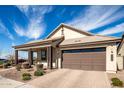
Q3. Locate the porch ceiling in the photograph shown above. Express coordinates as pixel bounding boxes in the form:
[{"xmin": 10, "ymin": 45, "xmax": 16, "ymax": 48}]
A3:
[{"xmin": 15, "ymin": 44, "xmax": 51, "ymax": 51}]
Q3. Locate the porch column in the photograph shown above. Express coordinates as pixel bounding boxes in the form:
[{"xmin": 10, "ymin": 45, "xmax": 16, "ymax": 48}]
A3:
[
  {"xmin": 47, "ymin": 46, "xmax": 52, "ymax": 69},
  {"xmin": 28, "ymin": 50, "xmax": 33, "ymax": 67},
  {"xmin": 37, "ymin": 50, "xmax": 42, "ymax": 62},
  {"xmin": 15, "ymin": 50, "xmax": 18, "ymax": 65}
]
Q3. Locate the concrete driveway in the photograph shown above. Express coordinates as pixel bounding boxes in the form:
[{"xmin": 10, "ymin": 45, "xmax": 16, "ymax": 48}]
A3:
[{"xmin": 28, "ymin": 69, "xmax": 111, "ymax": 88}]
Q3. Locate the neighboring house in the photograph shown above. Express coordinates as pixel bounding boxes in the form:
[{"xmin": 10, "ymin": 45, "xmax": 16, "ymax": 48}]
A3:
[
  {"xmin": 13, "ymin": 23, "xmax": 123, "ymax": 73},
  {"xmin": 117, "ymin": 34, "xmax": 124, "ymax": 70}
]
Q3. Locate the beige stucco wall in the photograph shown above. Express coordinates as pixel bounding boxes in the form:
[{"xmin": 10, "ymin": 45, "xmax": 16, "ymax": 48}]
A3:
[
  {"xmin": 50, "ymin": 27, "xmax": 86, "ymax": 40},
  {"xmin": 106, "ymin": 44, "xmax": 117, "ymax": 73},
  {"xmin": 117, "ymin": 56, "xmax": 123, "ymax": 70}
]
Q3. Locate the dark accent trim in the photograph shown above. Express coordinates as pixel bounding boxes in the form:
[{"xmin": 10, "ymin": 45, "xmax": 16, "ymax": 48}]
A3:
[
  {"xmin": 61, "ymin": 50, "xmax": 63, "ymax": 68},
  {"xmin": 15, "ymin": 50, "xmax": 18, "ymax": 64},
  {"xmin": 50, "ymin": 46, "xmax": 53, "ymax": 69},
  {"xmin": 47, "ymin": 47, "xmax": 49, "ymax": 67},
  {"xmin": 47, "ymin": 46, "xmax": 53, "ymax": 69},
  {"xmin": 28, "ymin": 50, "xmax": 33, "ymax": 67}
]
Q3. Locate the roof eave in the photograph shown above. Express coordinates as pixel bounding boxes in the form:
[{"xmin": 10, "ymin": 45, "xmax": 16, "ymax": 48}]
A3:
[{"xmin": 60, "ymin": 39, "xmax": 121, "ymax": 48}]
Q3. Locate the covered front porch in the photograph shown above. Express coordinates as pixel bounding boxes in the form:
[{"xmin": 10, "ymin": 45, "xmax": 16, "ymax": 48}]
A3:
[
  {"xmin": 14, "ymin": 46, "xmax": 53, "ymax": 69},
  {"xmin": 13, "ymin": 36, "xmax": 64, "ymax": 69}
]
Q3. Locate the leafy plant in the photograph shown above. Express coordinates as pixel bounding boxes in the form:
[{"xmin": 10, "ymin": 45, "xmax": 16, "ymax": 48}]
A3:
[
  {"xmin": 22, "ymin": 73, "xmax": 31, "ymax": 77},
  {"xmin": 22, "ymin": 73, "xmax": 31, "ymax": 81},
  {"xmin": 34, "ymin": 70, "xmax": 44, "ymax": 76},
  {"xmin": 111, "ymin": 77, "xmax": 123, "ymax": 87},
  {"xmin": 22, "ymin": 76, "xmax": 31, "ymax": 80},
  {"xmin": 7, "ymin": 54, "xmax": 15, "ymax": 65}
]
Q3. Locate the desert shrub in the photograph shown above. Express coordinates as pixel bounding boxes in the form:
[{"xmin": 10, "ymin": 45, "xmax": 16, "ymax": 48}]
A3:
[
  {"xmin": 34, "ymin": 70, "xmax": 44, "ymax": 76},
  {"xmin": 22, "ymin": 73, "xmax": 31, "ymax": 81},
  {"xmin": 16, "ymin": 64, "xmax": 21, "ymax": 71},
  {"xmin": 22, "ymin": 73, "xmax": 31, "ymax": 77},
  {"xmin": 22, "ymin": 76, "xmax": 31, "ymax": 80},
  {"xmin": 111, "ymin": 77, "xmax": 123, "ymax": 87}
]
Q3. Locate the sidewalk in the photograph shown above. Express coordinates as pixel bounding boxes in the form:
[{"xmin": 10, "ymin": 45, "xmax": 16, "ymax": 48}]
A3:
[{"xmin": 0, "ymin": 76, "xmax": 34, "ymax": 88}]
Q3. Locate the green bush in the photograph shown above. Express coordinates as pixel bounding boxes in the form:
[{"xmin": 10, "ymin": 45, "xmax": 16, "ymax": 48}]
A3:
[
  {"xmin": 0, "ymin": 61, "xmax": 3, "ymax": 65},
  {"xmin": 22, "ymin": 73, "xmax": 31, "ymax": 77},
  {"xmin": 22, "ymin": 76, "xmax": 31, "ymax": 80},
  {"xmin": 16, "ymin": 64, "xmax": 21, "ymax": 71},
  {"xmin": 111, "ymin": 77, "xmax": 123, "ymax": 87},
  {"xmin": 34, "ymin": 70, "xmax": 44, "ymax": 76},
  {"xmin": 22, "ymin": 73, "xmax": 31, "ymax": 81}
]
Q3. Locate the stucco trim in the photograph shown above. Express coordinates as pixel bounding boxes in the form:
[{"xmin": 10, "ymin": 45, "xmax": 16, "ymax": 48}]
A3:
[{"xmin": 46, "ymin": 23, "xmax": 94, "ymax": 39}]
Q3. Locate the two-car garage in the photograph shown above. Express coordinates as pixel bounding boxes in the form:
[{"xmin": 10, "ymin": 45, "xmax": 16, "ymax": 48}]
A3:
[{"xmin": 62, "ymin": 47, "xmax": 106, "ymax": 71}]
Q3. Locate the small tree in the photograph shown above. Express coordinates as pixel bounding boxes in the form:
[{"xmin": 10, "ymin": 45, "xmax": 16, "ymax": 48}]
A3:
[{"xmin": 7, "ymin": 54, "xmax": 15, "ymax": 65}]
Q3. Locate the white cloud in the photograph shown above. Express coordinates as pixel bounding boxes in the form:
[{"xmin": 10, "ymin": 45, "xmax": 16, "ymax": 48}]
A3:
[
  {"xmin": 97, "ymin": 23, "xmax": 124, "ymax": 35},
  {"xmin": 67, "ymin": 6, "xmax": 123, "ymax": 31},
  {"xmin": 15, "ymin": 5, "xmax": 53, "ymax": 40},
  {"xmin": 0, "ymin": 21, "xmax": 14, "ymax": 40},
  {"xmin": 15, "ymin": 21, "xmax": 45, "ymax": 40}
]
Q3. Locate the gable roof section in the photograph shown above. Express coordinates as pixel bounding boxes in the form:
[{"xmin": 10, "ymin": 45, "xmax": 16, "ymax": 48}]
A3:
[
  {"xmin": 46, "ymin": 23, "xmax": 94, "ymax": 39},
  {"xmin": 60, "ymin": 35, "xmax": 121, "ymax": 47}
]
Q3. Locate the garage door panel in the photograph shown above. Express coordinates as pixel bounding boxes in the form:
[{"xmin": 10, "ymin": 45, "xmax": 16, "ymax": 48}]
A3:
[
  {"xmin": 63, "ymin": 64, "xmax": 80, "ymax": 69},
  {"xmin": 80, "ymin": 65, "xmax": 92, "ymax": 70},
  {"xmin": 63, "ymin": 54, "xmax": 81, "ymax": 58},
  {"xmin": 93, "ymin": 65, "xmax": 106, "ymax": 71},
  {"xmin": 81, "ymin": 62, "xmax": 92, "ymax": 65},
  {"xmin": 63, "ymin": 59, "xmax": 80, "ymax": 63},
  {"xmin": 62, "ymin": 48, "xmax": 106, "ymax": 71}
]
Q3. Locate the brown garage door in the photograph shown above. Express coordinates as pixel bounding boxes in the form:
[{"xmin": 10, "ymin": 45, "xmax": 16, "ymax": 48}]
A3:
[{"xmin": 62, "ymin": 48, "xmax": 106, "ymax": 71}]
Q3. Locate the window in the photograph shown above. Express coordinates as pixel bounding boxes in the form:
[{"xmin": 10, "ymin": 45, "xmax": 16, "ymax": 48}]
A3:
[
  {"xmin": 111, "ymin": 54, "xmax": 114, "ymax": 61},
  {"xmin": 41, "ymin": 50, "xmax": 46, "ymax": 60}
]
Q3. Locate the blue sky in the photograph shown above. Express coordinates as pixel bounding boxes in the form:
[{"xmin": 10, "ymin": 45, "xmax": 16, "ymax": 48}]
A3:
[{"xmin": 0, "ymin": 5, "xmax": 124, "ymax": 58}]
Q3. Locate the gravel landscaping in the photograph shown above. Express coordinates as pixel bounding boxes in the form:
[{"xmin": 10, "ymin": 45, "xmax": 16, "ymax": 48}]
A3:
[
  {"xmin": 107, "ymin": 71, "xmax": 124, "ymax": 88},
  {"xmin": 0, "ymin": 67, "xmax": 55, "ymax": 83}
]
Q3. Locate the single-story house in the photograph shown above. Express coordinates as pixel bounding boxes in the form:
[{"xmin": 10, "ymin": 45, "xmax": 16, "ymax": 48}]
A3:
[{"xmin": 13, "ymin": 23, "xmax": 124, "ymax": 73}]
